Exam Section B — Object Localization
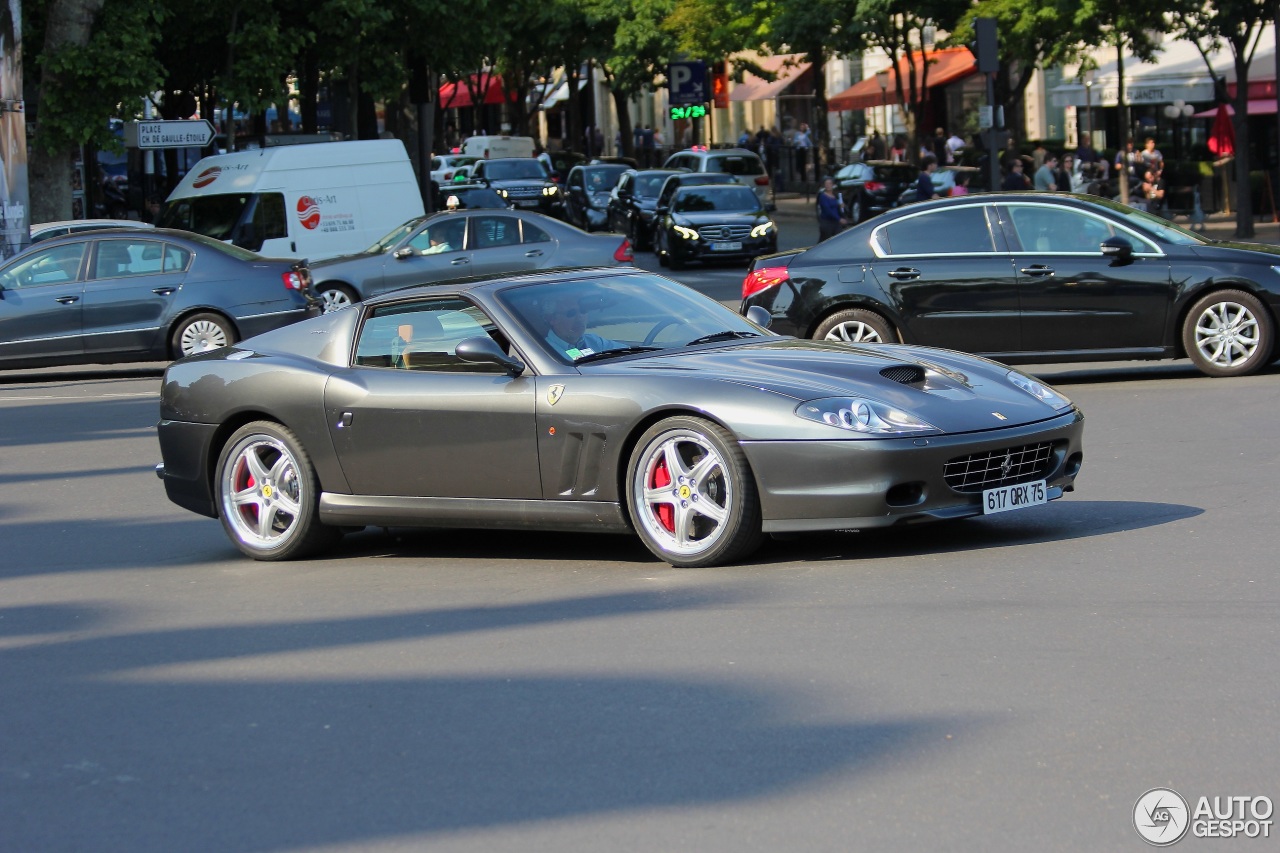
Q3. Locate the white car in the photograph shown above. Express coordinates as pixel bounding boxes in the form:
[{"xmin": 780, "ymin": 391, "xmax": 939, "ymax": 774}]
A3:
[
  {"xmin": 430, "ymin": 155, "xmax": 480, "ymax": 185},
  {"xmin": 30, "ymin": 219, "xmax": 154, "ymax": 244}
]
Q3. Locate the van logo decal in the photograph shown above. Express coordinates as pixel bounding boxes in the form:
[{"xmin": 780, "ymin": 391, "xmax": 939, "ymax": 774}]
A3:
[
  {"xmin": 192, "ymin": 166, "xmax": 221, "ymax": 189},
  {"xmin": 297, "ymin": 196, "xmax": 322, "ymax": 230}
]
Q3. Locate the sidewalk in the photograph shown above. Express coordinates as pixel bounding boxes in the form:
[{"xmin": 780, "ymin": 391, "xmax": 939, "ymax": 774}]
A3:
[{"xmin": 772, "ymin": 192, "xmax": 1280, "ymax": 246}]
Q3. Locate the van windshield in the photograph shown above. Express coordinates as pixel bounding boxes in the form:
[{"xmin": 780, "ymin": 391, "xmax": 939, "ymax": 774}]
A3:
[{"xmin": 159, "ymin": 194, "xmax": 251, "ymax": 240}]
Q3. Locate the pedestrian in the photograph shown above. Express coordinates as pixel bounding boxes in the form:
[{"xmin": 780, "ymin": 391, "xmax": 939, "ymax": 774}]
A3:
[
  {"xmin": 915, "ymin": 155, "xmax": 938, "ymax": 201},
  {"xmin": 866, "ymin": 129, "xmax": 885, "ymax": 161},
  {"xmin": 816, "ymin": 176, "xmax": 848, "ymax": 241},
  {"xmin": 1033, "ymin": 155, "xmax": 1058, "ymax": 191},
  {"xmin": 793, "ymin": 123, "xmax": 812, "ymax": 181},
  {"xmin": 1056, "ymin": 154, "xmax": 1075, "ymax": 192},
  {"xmin": 947, "ymin": 130, "xmax": 965, "ymax": 161},
  {"xmin": 933, "ymin": 127, "xmax": 950, "ymax": 165},
  {"xmin": 1002, "ymin": 159, "xmax": 1029, "ymax": 190},
  {"xmin": 949, "ymin": 171, "xmax": 971, "ymax": 197},
  {"xmin": 889, "ymin": 135, "xmax": 907, "ymax": 162},
  {"xmin": 642, "ymin": 124, "xmax": 655, "ymax": 167},
  {"xmin": 1140, "ymin": 137, "xmax": 1164, "ymax": 172},
  {"xmin": 1114, "ymin": 138, "xmax": 1141, "ymax": 186}
]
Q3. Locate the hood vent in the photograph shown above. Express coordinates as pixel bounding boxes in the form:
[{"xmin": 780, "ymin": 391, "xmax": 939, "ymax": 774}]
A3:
[{"xmin": 880, "ymin": 365, "xmax": 926, "ymax": 385}]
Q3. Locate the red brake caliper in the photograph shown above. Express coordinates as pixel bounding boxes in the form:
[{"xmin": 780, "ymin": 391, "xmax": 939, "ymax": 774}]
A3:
[
  {"xmin": 651, "ymin": 458, "xmax": 674, "ymax": 532},
  {"xmin": 242, "ymin": 462, "xmax": 258, "ymax": 522}
]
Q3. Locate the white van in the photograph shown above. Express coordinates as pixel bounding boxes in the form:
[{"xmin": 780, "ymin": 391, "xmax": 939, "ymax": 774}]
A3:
[
  {"xmin": 160, "ymin": 139, "xmax": 425, "ymax": 261},
  {"xmin": 461, "ymin": 135, "xmax": 536, "ymax": 160}
]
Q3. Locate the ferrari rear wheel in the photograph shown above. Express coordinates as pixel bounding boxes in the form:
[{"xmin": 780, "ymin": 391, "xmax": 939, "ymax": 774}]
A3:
[
  {"xmin": 1182, "ymin": 289, "xmax": 1274, "ymax": 377},
  {"xmin": 216, "ymin": 421, "xmax": 340, "ymax": 561},
  {"xmin": 815, "ymin": 308, "xmax": 896, "ymax": 344},
  {"xmin": 626, "ymin": 417, "xmax": 763, "ymax": 568}
]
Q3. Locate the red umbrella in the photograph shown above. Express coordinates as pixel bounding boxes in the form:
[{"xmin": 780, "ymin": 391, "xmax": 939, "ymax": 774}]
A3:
[{"xmin": 1208, "ymin": 104, "xmax": 1235, "ymax": 157}]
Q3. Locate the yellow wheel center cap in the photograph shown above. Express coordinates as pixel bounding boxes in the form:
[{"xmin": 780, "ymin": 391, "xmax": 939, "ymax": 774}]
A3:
[
  {"xmin": 678, "ymin": 485, "xmax": 691, "ymax": 499},
  {"xmin": 261, "ymin": 484, "xmax": 273, "ymax": 498}
]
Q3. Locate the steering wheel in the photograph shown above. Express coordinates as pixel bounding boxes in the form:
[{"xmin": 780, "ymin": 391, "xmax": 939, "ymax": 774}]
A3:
[{"xmin": 643, "ymin": 318, "xmax": 685, "ymax": 345}]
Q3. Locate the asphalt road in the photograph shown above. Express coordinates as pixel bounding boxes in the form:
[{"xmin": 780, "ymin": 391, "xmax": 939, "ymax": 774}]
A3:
[{"xmin": 2, "ymin": 352, "xmax": 1278, "ymax": 852}]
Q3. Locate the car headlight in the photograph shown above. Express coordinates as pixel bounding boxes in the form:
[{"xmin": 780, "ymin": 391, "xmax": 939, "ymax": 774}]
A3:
[
  {"xmin": 673, "ymin": 225, "xmax": 700, "ymax": 240},
  {"xmin": 795, "ymin": 397, "xmax": 937, "ymax": 435},
  {"xmin": 750, "ymin": 221, "xmax": 775, "ymax": 238},
  {"xmin": 543, "ymin": 186, "xmax": 559, "ymax": 197},
  {"xmin": 1006, "ymin": 370, "xmax": 1072, "ymax": 410},
  {"xmin": 498, "ymin": 188, "xmax": 508, "ymax": 198}
]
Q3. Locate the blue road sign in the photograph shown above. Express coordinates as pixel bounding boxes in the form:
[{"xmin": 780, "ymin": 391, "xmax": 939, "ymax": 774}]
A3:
[{"xmin": 668, "ymin": 61, "xmax": 707, "ymax": 106}]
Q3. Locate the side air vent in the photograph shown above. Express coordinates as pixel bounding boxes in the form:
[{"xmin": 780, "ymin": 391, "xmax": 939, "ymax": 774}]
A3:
[{"xmin": 880, "ymin": 365, "xmax": 926, "ymax": 385}]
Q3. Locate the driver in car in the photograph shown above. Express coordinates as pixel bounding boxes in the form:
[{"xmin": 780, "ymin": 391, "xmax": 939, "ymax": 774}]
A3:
[{"xmin": 543, "ymin": 293, "xmax": 620, "ymax": 358}]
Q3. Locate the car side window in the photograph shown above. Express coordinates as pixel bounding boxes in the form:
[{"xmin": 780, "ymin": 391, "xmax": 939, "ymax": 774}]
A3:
[
  {"xmin": 569, "ymin": 170, "xmax": 584, "ymax": 189},
  {"xmin": 522, "ymin": 221, "xmax": 550, "ymax": 244},
  {"xmin": 164, "ymin": 244, "xmax": 192, "ymax": 272},
  {"xmin": 407, "ymin": 220, "xmax": 466, "ymax": 255},
  {"xmin": 878, "ymin": 207, "xmax": 997, "ymax": 256},
  {"xmin": 0, "ymin": 242, "xmax": 87, "ymax": 289},
  {"xmin": 471, "ymin": 216, "xmax": 521, "ymax": 249},
  {"xmin": 92, "ymin": 239, "xmax": 167, "ymax": 279},
  {"xmin": 353, "ymin": 297, "xmax": 507, "ymax": 373},
  {"xmin": 1005, "ymin": 205, "xmax": 1149, "ymax": 254}
]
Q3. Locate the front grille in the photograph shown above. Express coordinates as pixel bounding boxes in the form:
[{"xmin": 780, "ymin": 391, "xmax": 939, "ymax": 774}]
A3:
[
  {"xmin": 944, "ymin": 442, "xmax": 1056, "ymax": 493},
  {"xmin": 505, "ymin": 187, "xmax": 540, "ymax": 198},
  {"xmin": 881, "ymin": 365, "xmax": 925, "ymax": 384},
  {"xmin": 698, "ymin": 224, "xmax": 752, "ymax": 240}
]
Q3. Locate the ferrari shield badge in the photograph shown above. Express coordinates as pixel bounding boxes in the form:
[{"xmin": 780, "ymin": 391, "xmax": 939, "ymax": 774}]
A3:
[{"xmin": 548, "ymin": 384, "xmax": 565, "ymax": 406}]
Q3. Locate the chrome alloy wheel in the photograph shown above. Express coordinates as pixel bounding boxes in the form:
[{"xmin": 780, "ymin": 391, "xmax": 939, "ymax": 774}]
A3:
[
  {"xmin": 824, "ymin": 320, "xmax": 884, "ymax": 343},
  {"xmin": 632, "ymin": 428, "xmax": 732, "ymax": 557},
  {"xmin": 180, "ymin": 319, "xmax": 229, "ymax": 354},
  {"xmin": 1192, "ymin": 299, "xmax": 1261, "ymax": 369},
  {"xmin": 320, "ymin": 288, "xmax": 353, "ymax": 313},
  {"xmin": 220, "ymin": 434, "xmax": 305, "ymax": 551}
]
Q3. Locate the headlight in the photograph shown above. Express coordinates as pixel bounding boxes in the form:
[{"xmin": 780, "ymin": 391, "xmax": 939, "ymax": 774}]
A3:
[
  {"xmin": 1006, "ymin": 371, "xmax": 1072, "ymax": 410},
  {"xmin": 543, "ymin": 186, "xmax": 559, "ymax": 196},
  {"xmin": 498, "ymin": 188, "xmax": 508, "ymax": 198},
  {"xmin": 673, "ymin": 225, "xmax": 700, "ymax": 240},
  {"xmin": 750, "ymin": 221, "xmax": 775, "ymax": 238},
  {"xmin": 795, "ymin": 397, "xmax": 937, "ymax": 435}
]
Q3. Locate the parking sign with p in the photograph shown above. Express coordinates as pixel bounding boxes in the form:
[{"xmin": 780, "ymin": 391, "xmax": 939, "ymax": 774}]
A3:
[{"xmin": 668, "ymin": 61, "xmax": 707, "ymax": 106}]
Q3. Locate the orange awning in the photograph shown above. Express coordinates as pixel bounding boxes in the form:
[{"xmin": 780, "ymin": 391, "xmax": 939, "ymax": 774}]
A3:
[
  {"xmin": 828, "ymin": 47, "xmax": 977, "ymax": 112},
  {"xmin": 730, "ymin": 54, "xmax": 812, "ymax": 102},
  {"xmin": 439, "ymin": 74, "xmax": 512, "ymax": 110}
]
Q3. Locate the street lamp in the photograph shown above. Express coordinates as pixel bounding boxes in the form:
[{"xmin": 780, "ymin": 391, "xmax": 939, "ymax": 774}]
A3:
[
  {"xmin": 876, "ymin": 69, "xmax": 889, "ymax": 137},
  {"xmin": 1083, "ymin": 69, "xmax": 1095, "ymax": 150}
]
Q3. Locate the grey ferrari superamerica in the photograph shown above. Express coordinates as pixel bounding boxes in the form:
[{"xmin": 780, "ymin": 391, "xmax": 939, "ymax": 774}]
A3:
[{"xmin": 156, "ymin": 268, "xmax": 1085, "ymax": 567}]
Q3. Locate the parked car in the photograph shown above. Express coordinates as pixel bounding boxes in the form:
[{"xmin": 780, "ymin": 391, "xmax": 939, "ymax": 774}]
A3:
[
  {"xmin": 155, "ymin": 267, "xmax": 1085, "ymax": 567},
  {"xmin": 896, "ymin": 166, "xmax": 984, "ymax": 205},
  {"xmin": 0, "ymin": 229, "xmax": 317, "ymax": 369},
  {"xmin": 606, "ymin": 169, "xmax": 681, "ymax": 250},
  {"xmin": 471, "ymin": 158, "xmax": 563, "ymax": 217},
  {"xmin": 309, "ymin": 209, "xmax": 633, "ymax": 312},
  {"xmin": 30, "ymin": 220, "xmax": 154, "ymax": 244},
  {"xmin": 833, "ymin": 160, "xmax": 918, "ymax": 224},
  {"xmin": 663, "ymin": 147, "xmax": 775, "ymax": 210},
  {"xmin": 654, "ymin": 184, "xmax": 777, "ymax": 270},
  {"xmin": 741, "ymin": 192, "xmax": 1280, "ymax": 377},
  {"xmin": 562, "ymin": 163, "xmax": 631, "ymax": 231},
  {"xmin": 434, "ymin": 182, "xmax": 510, "ymax": 211},
  {"xmin": 429, "ymin": 154, "xmax": 480, "ymax": 184}
]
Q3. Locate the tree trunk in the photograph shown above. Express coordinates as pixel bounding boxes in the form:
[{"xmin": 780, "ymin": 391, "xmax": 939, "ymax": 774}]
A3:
[
  {"xmin": 29, "ymin": 0, "xmax": 109, "ymax": 223},
  {"xmin": 1232, "ymin": 49, "xmax": 1254, "ymax": 238},
  {"xmin": 1116, "ymin": 42, "xmax": 1129, "ymax": 205},
  {"xmin": 611, "ymin": 86, "xmax": 633, "ymax": 160}
]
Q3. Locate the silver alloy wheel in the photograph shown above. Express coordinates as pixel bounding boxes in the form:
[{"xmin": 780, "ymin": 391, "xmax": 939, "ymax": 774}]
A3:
[
  {"xmin": 320, "ymin": 287, "xmax": 353, "ymax": 313},
  {"xmin": 180, "ymin": 319, "xmax": 229, "ymax": 355},
  {"xmin": 824, "ymin": 321, "xmax": 884, "ymax": 343},
  {"xmin": 1192, "ymin": 299, "xmax": 1261, "ymax": 368},
  {"xmin": 632, "ymin": 428, "xmax": 732, "ymax": 558},
  {"xmin": 220, "ymin": 433, "xmax": 305, "ymax": 552}
]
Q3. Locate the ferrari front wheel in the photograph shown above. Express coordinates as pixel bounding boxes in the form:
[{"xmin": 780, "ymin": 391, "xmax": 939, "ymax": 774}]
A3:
[
  {"xmin": 215, "ymin": 421, "xmax": 340, "ymax": 560},
  {"xmin": 626, "ymin": 417, "xmax": 763, "ymax": 568}
]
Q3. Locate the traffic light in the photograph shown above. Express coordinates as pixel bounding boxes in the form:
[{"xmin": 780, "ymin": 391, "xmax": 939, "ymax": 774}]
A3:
[
  {"xmin": 972, "ymin": 18, "xmax": 998, "ymax": 74},
  {"xmin": 712, "ymin": 61, "xmax": 729, "ymax": 109}
]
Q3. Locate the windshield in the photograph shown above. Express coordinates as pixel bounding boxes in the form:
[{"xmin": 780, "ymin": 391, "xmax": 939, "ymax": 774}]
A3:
[
  {"xmin": 159, "ymin": 194, "xmax": 250, "ymax": 240},
  {"xmin": 673, "ymin": 187, "xmax": 760, "ymax": 213},
  {"xmin": 1084, "ymin": 197, "xmax": 1209, "ymax": 246},
  {"xmin": 584, "ymin": 166, "xmax": 628, "ymax": 191},
  {"xmin": 366, "ymin": 218, "xmax": 426, "ymax": 254},
  {"xmin": 634, "ymin": 173, "xmax": 670, "ymax": 198},
  {"xmin": 706, "ymin": 155, "xmax": 765, "ymax": 176},
  {"xmin": 485, "ymin": 160, "xmax": 547, "ymax": 181},
  {"xmin": 497, "ymin": 273, "xmax": 769, "ymax": 364}
]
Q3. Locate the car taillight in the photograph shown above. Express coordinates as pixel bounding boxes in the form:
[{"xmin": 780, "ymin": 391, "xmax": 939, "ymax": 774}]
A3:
[
  {"xmin": 864, "ymin": 181, "xmax": 884, "ymax": 192},
  {"xmin": 755, "ymin": 175, "xmax": 770, "ymax": 186},
  {"xmin": 282, "ymin": 271, "xmax": 304, "ymax": 290},
  {"xmin": 742, "ymin": 265, "xmax": 790, "ymax": 299},
  {"xmin": 614, "ymin": 238, "xmax": 633, "ymax": 263}
]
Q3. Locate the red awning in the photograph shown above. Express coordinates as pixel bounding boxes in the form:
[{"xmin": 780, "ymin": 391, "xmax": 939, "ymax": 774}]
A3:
[
  {"xmin": 439, "ymin": 75, "xmax": 511, "ymax": 110},
  {"xmin": 828, "ymin": 47, "xmax": 976, "ymax": 112},
  {"xmin": 1192, "ymin": 100, "xmax": 1278, "ymax": 118},
  {"xmin": 729, "ymin": 54, "xmax": 812, "ymax": 102}
]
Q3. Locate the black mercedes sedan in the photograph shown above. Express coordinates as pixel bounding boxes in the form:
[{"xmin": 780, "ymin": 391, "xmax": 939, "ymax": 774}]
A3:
[
  {"xmin": 656, "ymin": 184, "xmax": 777, "ymax": 270},
  {"xmin": 562, "ymin": 163, "xmax": 631, "ymax": 232},
  {"xmin": 606, "ymin": 169, "xmax": 680, "ymax": 250},
  {"xmin": 741, "ymin": 193, "xmax": 1280, "ymax": 377},
  {"xmin": 471, "ymin": 157, "xmax": 563, "ymax": 217},
  {"xmin": 0, "ymin": 229, "xmax": 317, "ymax": 369}
]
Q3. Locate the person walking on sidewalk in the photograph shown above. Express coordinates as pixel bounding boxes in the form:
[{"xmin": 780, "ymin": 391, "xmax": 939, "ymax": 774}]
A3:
[{"xmin": 816, "ymin": 177, "xmax": 848, "ymax": 241}]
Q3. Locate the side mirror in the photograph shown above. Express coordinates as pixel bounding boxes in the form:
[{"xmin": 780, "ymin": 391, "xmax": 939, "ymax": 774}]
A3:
[
  {"xmin": 1100, "ymin": 235, "xmax": 1134, "ymax": 261},
  {"xmin": 393, "ymin": 247, "xmax": 414, "ymax": 260},
  {"xmin": 746, "ymin": 305, "xmax": 772, "ymax": 330},
  {"xmin": 455, "ymin": 336, "xmax": 526, "ymax": 377}
]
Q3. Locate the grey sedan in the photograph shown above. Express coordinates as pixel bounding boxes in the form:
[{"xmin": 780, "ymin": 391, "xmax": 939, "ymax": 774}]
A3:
[
  {"xmin": 0, "ymin": 229, "xmax": 318, "ymax": 369},
  {"xmin": 309, "ymin": 209, "xmax": 635, "ymax": 313}
]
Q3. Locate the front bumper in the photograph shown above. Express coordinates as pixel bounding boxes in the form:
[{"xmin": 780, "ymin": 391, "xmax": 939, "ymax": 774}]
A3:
[
  {"xmin": 673, "ymin": 235, "xmax": 778, "ymax": 264},
  {"xmin": 742, "ymin": 409, "xmax": 1084, "ymax": 532}
]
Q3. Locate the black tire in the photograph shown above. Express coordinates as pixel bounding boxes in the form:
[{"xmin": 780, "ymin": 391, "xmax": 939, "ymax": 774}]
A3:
[
  {"xmin": 630, "ymin": 217, "xmax": 649, "ymax": 252},
  {"xmin": 848, "ymin": 194, "xmax": 863, "ymax": 225},
  {"xmin": 215, "ymin": 421, "xmax": 341, "ymax": 561},
  {"xmin": 625, "ymin": 416, "xmax": 763, "ymax": 568},
  {"xmin": 657, "ymin": 232, "xmax": 670, "ymax": 267},
  {"xmin": 1182, "ymin": 289, "xmax": 1274, "ymax": 377},
  {"xmin": 171, "ymin": 312, "xmax": 236, "ymax": 359},
  {"xmin": 318, "ymin": 282, "xmax": 358, "ymax": 314},
  {"xmin": 813, "ymin": 308, "xmax": 897, "ymax": 344}
]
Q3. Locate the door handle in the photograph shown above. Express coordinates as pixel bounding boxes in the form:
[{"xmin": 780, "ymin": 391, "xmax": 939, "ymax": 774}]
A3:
[
  {"xmin": 887, "ymin": 268, "xmax": 920, "ymax": 280},
  {"xmin": 1019, "ymin": 266, "xmax": 1055, "ymax": 277},
  {"xmin": 450, "ymin": 257, "xmax": 470, "ymax": 266},
  {"xmin": 55, "ymin": 296, "xmax": 80, "ymax": 304},
  {"xmin": 525, "ymin": 250, "xmax": 544, "ymax": 258},
  {"xmin": 152, "ymin": 287, "xmax": 176, "ymax": 295}
]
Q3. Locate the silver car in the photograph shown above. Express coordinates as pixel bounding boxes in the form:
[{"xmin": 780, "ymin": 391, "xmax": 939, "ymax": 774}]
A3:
[{"xmin": 310, "ymin": 209, "xmax": 635, "ymax": 312}]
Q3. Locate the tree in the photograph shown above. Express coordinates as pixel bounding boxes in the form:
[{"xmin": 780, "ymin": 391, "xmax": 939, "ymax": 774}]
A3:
[{"xmin": 592, "ymin": 0, "xmax": 678, "ymax": 159}]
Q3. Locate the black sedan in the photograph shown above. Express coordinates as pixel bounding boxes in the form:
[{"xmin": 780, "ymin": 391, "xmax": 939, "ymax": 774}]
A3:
[
  {"xmin": 562, "ymin": 163, "xmax": 631, "ymax": 231},
  {"xmin": 834, "ymin": 160, "xmax": 919, "ymax": 224},
  {"xmin": 471, "ymin": 158, "xmax": 563, "ymax": 217},
  {"xmin": 606, "ymin": 168, "xmax": 680, "ymax": 251},
  {"xmin": 156, "ymin": 267, "xmax": 1085, "ymax": 568},
  {"xmin": 0, "ymin": 228, "xmax": 317, "ymax": 369},
  {"xmin": 655, "ymin": 184, "xmax": 777, "ymax": 270},
  {"xmin": 742, "ymin": 193, "xmax": 1280, "ymax": 378}
]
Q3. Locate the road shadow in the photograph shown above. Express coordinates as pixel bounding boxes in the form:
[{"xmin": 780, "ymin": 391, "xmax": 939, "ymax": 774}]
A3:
[
  {"xmin": 0, "ymin": 365, "xmax": 166, "ymax": 385},
  {"xmin": 1025, "ymin": 360, "xmax": 1280, "ymax": 385},
  {"xmin": 0, "ymin": 594, "xmax": 974, "ymax": 851},
  {"xmin": 0, "ymin": 396, "xmax": 158, "ymax": 448}
]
